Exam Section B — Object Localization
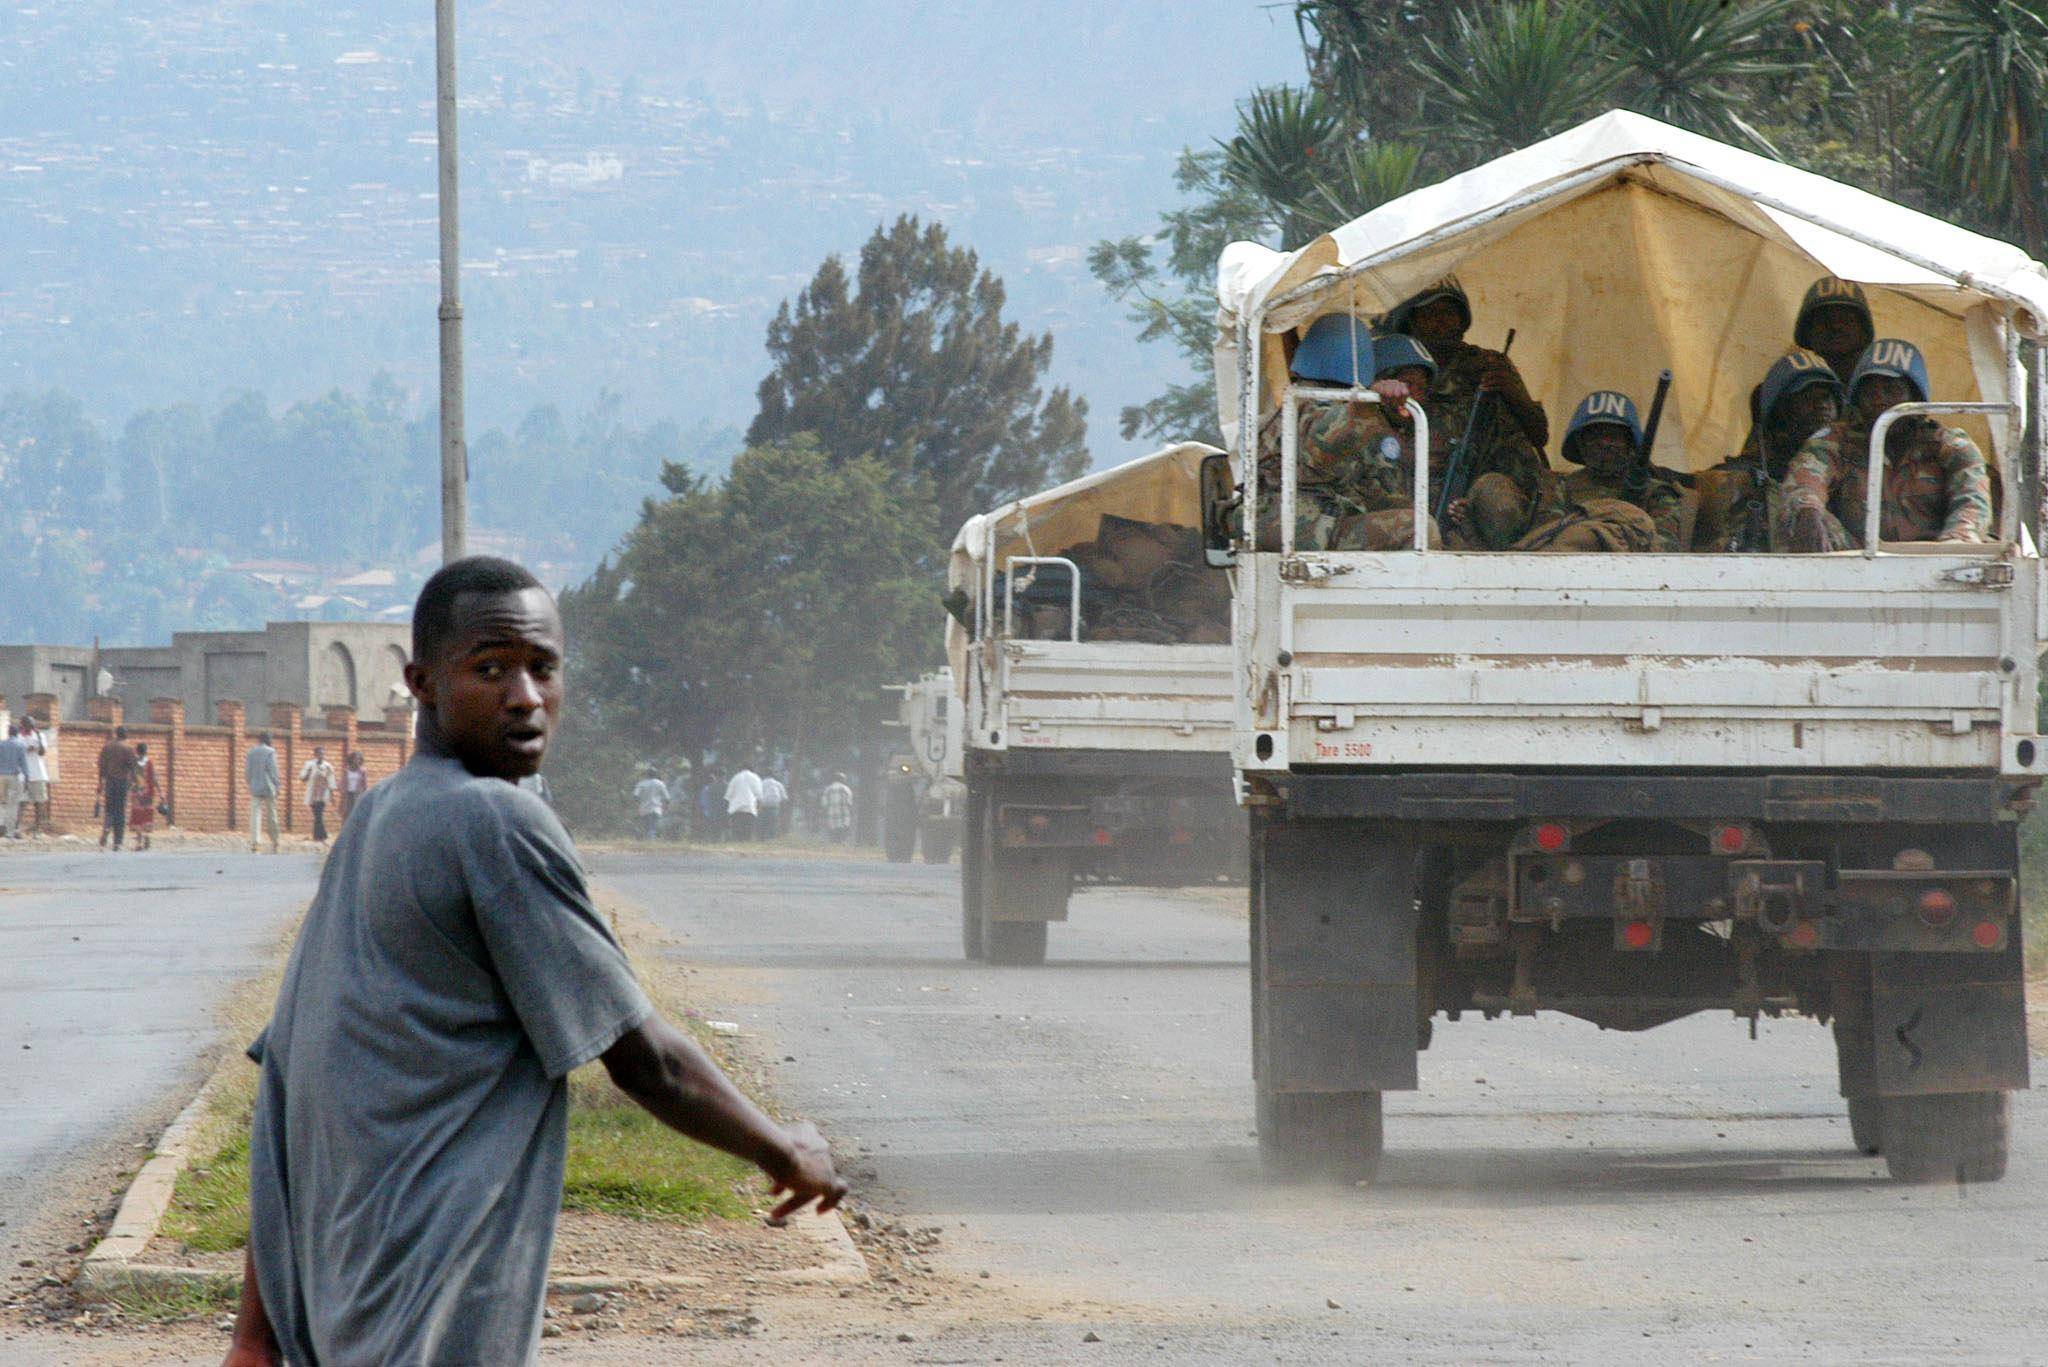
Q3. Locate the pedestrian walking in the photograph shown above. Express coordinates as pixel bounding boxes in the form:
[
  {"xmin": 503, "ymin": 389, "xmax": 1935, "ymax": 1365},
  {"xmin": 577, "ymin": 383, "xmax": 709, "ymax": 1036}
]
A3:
[
  {"xmin": 96, "ymin": 725, "xmax": 138, "ymax": 851},
  {"xmin": 632, "ymin": 766, "xmax": 670, "ymax": 842},
  {"xmin": 19, "ymin": 715, "xmax": 50, "ymax": 836},
  {"xmin": 821, "ymin": 773, "xmax": 854, "ymax": 845},
  {"xmin": 340, "ymin": 750, "xmax": 368, "ymax": 822},
  {"xmin": 760, "ymin": 772, "xmax": 788, "ymax": 840},
  {"xmin": 128, "ymin": 741, "xmax": 159, "ymax": 851},
  {"xmin": 724, "ymin": 763, "xmax": 763, "ymax": 843},
  {"xmin": 222, "ymin": 556, "xmax": 843, "ymax": 1367},
  {"xmin": 0, "ymin": 723, "xmax": 27, "ymax": 839},
  {"xmin": 299, "ymin": 745, "xmax": 337, "ymax": 844},
  {"xmin": 246, "ymin": 731, "xmax": 281, "ymax": 853}
]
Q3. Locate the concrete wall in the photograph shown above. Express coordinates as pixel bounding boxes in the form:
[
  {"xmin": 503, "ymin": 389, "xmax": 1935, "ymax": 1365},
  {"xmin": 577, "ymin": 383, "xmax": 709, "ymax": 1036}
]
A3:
[{"xmin": 28, "ymin": 621, "xmax": 413, "ymax": 720}]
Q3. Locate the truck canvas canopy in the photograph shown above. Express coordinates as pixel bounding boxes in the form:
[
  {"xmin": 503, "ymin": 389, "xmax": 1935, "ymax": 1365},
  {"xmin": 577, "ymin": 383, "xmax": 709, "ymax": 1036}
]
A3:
[{"xmin": 1215, "ymin": 109, "xmax": 2048, "ymax": 473}]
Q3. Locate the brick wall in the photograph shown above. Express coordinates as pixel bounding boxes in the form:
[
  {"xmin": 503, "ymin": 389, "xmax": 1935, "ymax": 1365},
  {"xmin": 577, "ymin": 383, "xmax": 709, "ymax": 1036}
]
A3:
[{"xmin": 20, "ymin": 695, "xmax": 412, "ymax": 837}]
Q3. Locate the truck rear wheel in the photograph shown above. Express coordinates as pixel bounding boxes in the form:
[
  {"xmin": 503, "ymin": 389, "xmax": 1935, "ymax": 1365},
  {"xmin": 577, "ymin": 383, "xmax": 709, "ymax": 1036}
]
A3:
[
  {"xmin": 1259, "ymin": 1090, "xmax": 1384, "ymax": 1185},
  {"xmin": 1881, "ymin": 1091, "xmax": 2009, "ymax": 1184},
  {"xmin": 882, "ymin": 782, "xmax": 918, "ymax": 863},
  {"xmin": 981, "ymin": 846, "xmax": 1063, "ymax": 968},
  {"xmin": 985, "ymin": 918, "xmax": 1049, "ymax": 966},
  {"xmin": 1846, "ymin": 1097, "xmax": 1884, "ymax": 1157}
]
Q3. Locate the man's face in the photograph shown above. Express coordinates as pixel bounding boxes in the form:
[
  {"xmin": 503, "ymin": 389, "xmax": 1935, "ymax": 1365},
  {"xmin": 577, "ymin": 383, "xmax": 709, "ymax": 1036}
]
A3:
[
  {"xmin": 406, "ymin": 587, "xmax": 565, "ymax": 780},
  {"xmin": 1385, "ymin": 365, "xmax": 1432, "ymax": 395},
  {"xmin": 1806, "ymin": 305, "xmax": 1871, "ymax": 366},
  {"xmin": 1575, "ymin": 423, "xmax": 1635, "ymax": 476},
  {"xmin": 1408, "ymin": 298, "xmax": 1466, "ymax": 351},
  {"xmin": 1777, "ymin": 384, "xmax": 1840, "ymax": 439},
  {"xmin": 1854, "ymin": 374, "xmax": 1912, "ymax": 422}
]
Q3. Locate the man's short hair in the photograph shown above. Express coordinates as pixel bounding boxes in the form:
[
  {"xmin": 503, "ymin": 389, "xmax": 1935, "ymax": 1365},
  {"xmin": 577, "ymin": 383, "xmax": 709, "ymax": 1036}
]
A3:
[
  {"xmin": 258, "ymin": 731, "xmax": 272, "ymax": 745},
  {"xmin": 413, "ymin": 556, "xmax": 544, "ymax": 665},
  {"xmin": 114, "ymin": 725, "xmax": 127, "ymax": 739}
]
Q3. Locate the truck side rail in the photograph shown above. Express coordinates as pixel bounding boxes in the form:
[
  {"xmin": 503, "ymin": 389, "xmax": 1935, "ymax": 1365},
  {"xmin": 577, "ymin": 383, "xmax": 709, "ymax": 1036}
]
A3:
[
  {"xmin": 1002, "ymin": 555, "xmax": 1082, "ymax": 642},
  {"xmin": 1275, "ymin": 386, "xmax": 1430, "ymax": 552},
  {"xmin": 1864, "ymin": 402, "xmax": 2018, "ymax": 555}
]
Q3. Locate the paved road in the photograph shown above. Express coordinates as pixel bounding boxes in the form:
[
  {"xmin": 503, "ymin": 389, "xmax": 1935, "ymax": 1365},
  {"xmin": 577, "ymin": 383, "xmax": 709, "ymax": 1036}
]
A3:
[
  {"xmin": 0, "ymin": 851, "xmax": 315, "ymax": 1261},
  {"xmin": 597, "ymin": 851, "xmax": 2048, "ymax": 1363}
]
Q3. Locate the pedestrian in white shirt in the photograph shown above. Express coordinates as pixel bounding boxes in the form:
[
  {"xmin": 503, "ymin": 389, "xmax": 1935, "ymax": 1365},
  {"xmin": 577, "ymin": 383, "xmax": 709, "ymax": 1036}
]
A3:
[
  {"xmin": 724, "ymin": 765, "xmax": 763, "ymax": 843},
  {"xmin": 299, "ymin": 746, "xmax": 338, "ymax": 844},
  {"xmin": 632, "ymin": 767, "xmax": 671, "ymax": 842},
  {"xmin": 19, "ymin": 716, "xmax": 50, "ymax": 836},
  {"xmin": 759, "ymin": 774, "xmax": 788, "ymax": 840}
]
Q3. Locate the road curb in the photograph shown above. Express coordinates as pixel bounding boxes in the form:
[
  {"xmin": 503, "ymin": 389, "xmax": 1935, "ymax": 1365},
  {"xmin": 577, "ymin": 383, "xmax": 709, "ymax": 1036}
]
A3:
[
  {"xmin": 74, "ymin": 1065, "xmax": 868, "ymax": 1304},
  {"xmin": 75, "ymin": 1070, "xmax": 227, "ymax": 1301}
]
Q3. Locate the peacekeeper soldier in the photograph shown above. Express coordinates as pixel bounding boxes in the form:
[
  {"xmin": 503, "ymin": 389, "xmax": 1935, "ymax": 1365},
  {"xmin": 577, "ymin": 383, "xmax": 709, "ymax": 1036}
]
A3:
[
  {"xmin": 1692, "ymin": 348, "xmax": 1844, "ymax": 552},
  {"xmin": 1516, "ymin": 390, "xmax": 1688, "ymax": 552},
  {"xmin": 1384, "ymin": 276, "xmax": 1549, "ymax": 549},
  {"xmin": 1780, "ymin": 338, "xmax": 1994, "ymax": 551},
  {"xmin": 1794, "ymin": 276, "xmax": 1877, "ymax": 386},
  {"xmin": 1256, "ymin": 315, "xmax": 1442, "ymax": 551}
]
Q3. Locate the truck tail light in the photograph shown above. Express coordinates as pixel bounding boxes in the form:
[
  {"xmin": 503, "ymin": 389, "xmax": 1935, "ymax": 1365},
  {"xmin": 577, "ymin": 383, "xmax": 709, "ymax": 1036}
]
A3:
[
  {"xmin": 1168, "ymin": 828, "xmax": 1192, "ymax": 845},
  {"xmin": 1093, "ymin": 828, "xmax": 1112, "ymax": 846},
  {"xmin": 1715, "ymin": 825, "xmax": 1746, "ymax": 854},
  {"xmin": 1620, "ymin": 921, "xmax": 1654, "ymax": 949},
  {"xmin": 1917, "ymin": 889, "xmax": 1957, "ymax": 927},
  {"xmin": 1534, "ymin": 823, "xmax": 1568, "ymax": 852},
  {"xmin": 1785, "ymin": 921, "xmax": 1820, "ymax": 949},
  {"xmin": 1971, "ymin": 920, "xmax": 2002, "ymax": 949}
]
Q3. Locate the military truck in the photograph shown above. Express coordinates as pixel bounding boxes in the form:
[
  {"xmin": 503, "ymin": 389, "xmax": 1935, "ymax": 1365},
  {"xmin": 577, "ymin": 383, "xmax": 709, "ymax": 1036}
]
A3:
[
  {"xmin": 950, "ymin": 442, "xmax": 1247, "ymax": 965},
  {"xmin": 879, "ymin": 670, "xmax": 966, "ymax": 864},
  {"xmin": 1202, "ymin": 112, "xmax": 2046, "ymax": 1184}
]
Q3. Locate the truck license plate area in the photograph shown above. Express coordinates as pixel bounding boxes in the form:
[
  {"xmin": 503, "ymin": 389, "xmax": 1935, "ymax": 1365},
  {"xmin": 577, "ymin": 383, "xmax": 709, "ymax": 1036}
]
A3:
[
  {"xmin": 1512, "ymin": 854, "xmax": 1822, "ymax": 929},
  {"xmin": 996, "ymin": 803, "xmax": 1093, "ymax": 848}
]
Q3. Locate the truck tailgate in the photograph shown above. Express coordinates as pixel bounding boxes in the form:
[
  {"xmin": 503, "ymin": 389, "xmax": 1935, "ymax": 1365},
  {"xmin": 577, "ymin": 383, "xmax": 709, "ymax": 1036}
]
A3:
[{"xmin": 995, "ymin": 641, "xmax": 1234, "ymax": 753}]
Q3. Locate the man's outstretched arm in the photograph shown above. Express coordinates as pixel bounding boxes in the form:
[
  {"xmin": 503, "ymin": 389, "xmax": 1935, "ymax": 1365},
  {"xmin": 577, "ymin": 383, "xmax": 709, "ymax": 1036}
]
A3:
[
  {"xmin": 602, "ymin": 1013, "xmax": 846, "ymax": 1222},
  {"xmin": 221, "ymin": 1248, "xmax": 281, "ymax": 1366}
]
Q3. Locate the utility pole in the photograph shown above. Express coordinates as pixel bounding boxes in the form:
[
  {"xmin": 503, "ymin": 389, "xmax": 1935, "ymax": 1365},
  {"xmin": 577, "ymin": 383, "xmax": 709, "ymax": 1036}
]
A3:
[{"xmin": 435, "ymin": 0, "xmax": 467, "ymax": 562}]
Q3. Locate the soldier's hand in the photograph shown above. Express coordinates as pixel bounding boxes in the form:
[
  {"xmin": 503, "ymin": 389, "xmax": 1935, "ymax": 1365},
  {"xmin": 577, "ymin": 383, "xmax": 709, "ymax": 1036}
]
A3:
[
  {"xmin": 763, "ymin": 1120, "xmax": 847, "ymax": 1224},
  {"xmin": 1369, "ymin": 378, "xmax": 1414, "ymax": 407},
  {"xmin": 1478, "ymin": 355, "xmax": 1528, "ymax": 402},
  {"xmin": 1789, "ymin": 505, "xmax": 1833, "ymax": 551},
  {"xmin": 1445, "ymin": 497, "xmax": 1473, "ymax": 531}
]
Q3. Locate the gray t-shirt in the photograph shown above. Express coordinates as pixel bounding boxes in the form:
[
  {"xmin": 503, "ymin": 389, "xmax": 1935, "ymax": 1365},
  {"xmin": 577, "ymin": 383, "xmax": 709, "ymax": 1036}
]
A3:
[{"xmin": 247, "ymin": 753, "xmax": 651, "ymax": 1365}]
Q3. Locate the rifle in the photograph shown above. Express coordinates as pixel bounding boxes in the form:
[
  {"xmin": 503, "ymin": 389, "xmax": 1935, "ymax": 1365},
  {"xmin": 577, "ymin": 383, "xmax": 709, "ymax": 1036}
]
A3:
[
  {"xmin": 1624, "ymin": 368, "xmax": 1688, "ymax": 502},
  {"xmin": 1434, "ymin": 328, "xmax": 1514, "ymax": 522}
]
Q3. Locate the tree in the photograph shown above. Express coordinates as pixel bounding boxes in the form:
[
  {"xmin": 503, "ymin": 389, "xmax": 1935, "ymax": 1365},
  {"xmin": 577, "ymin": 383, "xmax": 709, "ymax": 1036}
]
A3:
[
  {"xmin": 1410, "ymin": 2, "xmax": 1617, "ymax": 159},
  {"xmin": 118, "ymin": 404, "xmax": 207, "ymax": 537},
  {"xmin": 748, "ymin": 216, "xmax": 1089, "ymax": 542},
  {"xmin": 1602, "ymin": 0, "xmax": 1797, "ymax": 151},
  {"xmin": 554, "ymin": 438, "xmax": 940, "ymax": 833},
  {"xmin": 1918, "ymin": 0, "xmax": 2048, "ymax": 260}
]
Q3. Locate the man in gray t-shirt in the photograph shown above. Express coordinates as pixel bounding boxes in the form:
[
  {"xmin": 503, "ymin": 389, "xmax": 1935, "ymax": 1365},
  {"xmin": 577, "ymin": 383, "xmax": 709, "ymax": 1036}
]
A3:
[{"xmin": 226, "ymin": 558, "xmax": 844, "ymax": 1367}]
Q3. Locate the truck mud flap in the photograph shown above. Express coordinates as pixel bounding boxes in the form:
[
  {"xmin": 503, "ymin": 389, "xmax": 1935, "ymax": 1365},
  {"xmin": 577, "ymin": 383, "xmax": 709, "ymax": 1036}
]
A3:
[
  {"xmin": 1258, "ymin": 824, "xmax": 1418, "ymax": 1093},
  {"xmin": 1869, "ymin": 951, "xmax": 2030, "ymax": 1096}
]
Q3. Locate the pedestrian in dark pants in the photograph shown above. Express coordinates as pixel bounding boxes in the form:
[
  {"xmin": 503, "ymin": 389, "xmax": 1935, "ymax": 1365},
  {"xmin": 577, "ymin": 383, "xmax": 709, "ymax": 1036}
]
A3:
[
  {"xmin": 96, "ymin": 725, "xmax": 137, "ymax": 852},
  {"xmin": 299, "ymin": 746, "xmax": 336, "ymax": 844}
]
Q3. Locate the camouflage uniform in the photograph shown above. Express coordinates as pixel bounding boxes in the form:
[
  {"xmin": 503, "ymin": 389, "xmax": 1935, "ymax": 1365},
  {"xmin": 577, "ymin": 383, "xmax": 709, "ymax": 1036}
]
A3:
[
  {"xmin": 1255, "ymin": 401, "xmax": 1436, "ymax": 551},
  {"xmin": 1691, "ymin": 455, "xmax": 1785, "ymax": 553},
  {"xmin": 1417, "ymin": 340, "xmax": 1549, "ymax": 548},
  {"xmin": 1779, "ymin": 415, "xmax": 1995, "ymax": 551},
  {"xmin": 1516, "ymin": 467, "xmax": 1687, "ymax": 553}
]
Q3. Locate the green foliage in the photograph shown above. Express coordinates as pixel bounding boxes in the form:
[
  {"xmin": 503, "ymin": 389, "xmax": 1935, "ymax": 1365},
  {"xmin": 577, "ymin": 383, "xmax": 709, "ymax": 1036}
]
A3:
[
  {"xmin": 1412, "ymin": 2, "xmax": 1618, "ymax": 159},
  {"xmin": 1220, "ymin": 86, "xmax": 1345, "ymax": 250},
  {"xmin": 1601, "ymin": 0, "xmax": 1798, "ymax": 151},
  {"xmin": 1917, "ymin": 0, "xmax": 2048, "ymax": 258},
  {"xmin": 555, "ymin": 438, "xmax": 940, "ymax": 821},
  {"xmin": 747, "ymin": 215, "xmax": 1089, "ymax": 544}
]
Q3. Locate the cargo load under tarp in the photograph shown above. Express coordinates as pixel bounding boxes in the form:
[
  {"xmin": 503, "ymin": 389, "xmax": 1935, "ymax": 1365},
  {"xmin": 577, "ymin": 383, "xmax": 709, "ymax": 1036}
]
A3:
[{"xmin": 948, "ymin": 443, "xmax": 1228, "ymax": 670}]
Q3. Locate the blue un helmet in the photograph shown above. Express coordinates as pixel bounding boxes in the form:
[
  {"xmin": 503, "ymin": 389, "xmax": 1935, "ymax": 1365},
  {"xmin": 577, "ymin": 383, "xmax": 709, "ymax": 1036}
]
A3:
[
  {"xmin": 1290, "ymin": 313, "xmax": 1375, "ymax": 385},
  {"xmin": 1370, "ymin": 332, "xmax": 1437, "ymax": 384},
  {"xmin": 1561, "ymin": 390, "xmax": 1643, "ymax": 465},
  {"xmin": 1757, "ymin": 347, "xmax": 1845, "ymax": 423},
  {"xmin": 1847, "ymin": 338, "xmax": 1930, "ymax": 405},
  {"xmin": 1793, "ymin": 276, "xmax": 1874, "ymax": 352}
]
